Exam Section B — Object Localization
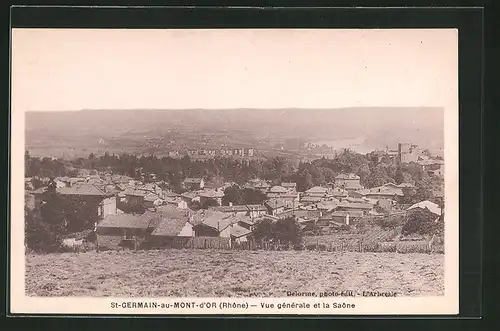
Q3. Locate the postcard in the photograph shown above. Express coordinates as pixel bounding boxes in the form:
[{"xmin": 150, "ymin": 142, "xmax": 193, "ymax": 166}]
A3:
[{"xmin": 10, "ymin": 28, "xmax": 458, "ymax": 315}]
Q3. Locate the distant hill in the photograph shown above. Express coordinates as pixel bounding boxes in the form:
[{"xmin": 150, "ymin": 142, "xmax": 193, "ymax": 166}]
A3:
[{"xmin": 25, "ymin": 107, "xmax": 444, "ymax": 157}]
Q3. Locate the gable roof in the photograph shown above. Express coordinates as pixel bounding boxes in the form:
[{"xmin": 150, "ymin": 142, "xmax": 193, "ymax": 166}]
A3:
[
  {"xmin": 407, "ymin": 200, "xmax": 442, "ymax": 216},
  {"xmin": 144, "ymin": 193, "xmax": 161, "ymax": 202},
  {"xmin": 198, "ymin": 189, "xmax": 224, "ymax": 198},
  {"xmin": 193, "ymin": 210, "xmax": 233, "ymax": 231},
  {"xmin": 151, "ymin": 218, "xmax": 190, "ymax": 237},
  {"xmin": 335, "ymin": 173, "xmax": 360, "ymax": 180},
  {"xmin": 136, "ymin": 210, "xmax": 163, "ymax": 228},
  {"xmin": 230, "ymin": 224, "xmax": 252, "ymax": 238},
  {"xmin": 269, "ymin": 186, "xmax": 288, "ymax": 193},
  {"xmin": 300, "ymin": 196, "xmax": 323, "ymax": 203},
  {"xmin": 183, "ymin": 178, "xmax": 203, "ymax": 184},
  {"xmin": 330, "ymin": 210, "xmax": 364, "ymax": 218},
  {"xmin": 356, "ymin": 186, "xmax": 404, "ymax": 197},
  {"xmin": 98, "ymin": 214, "xmax": 145, "ymax": 229},
  {"xmin": 191, "ymin": 210, "xmax": 230, "ymax": 227},
  {"xmin": 57, "ymin": 183, "xmax": 111, "ymax": 196},
  {"xmin": 265, "ymin": 199, "xmax": 286, "ymax": 209},
  {"xmin": 156, "ymin": 205, "xmax": 191, "ymax": 221},
  {"xmin": 337, "ymin": 202, "xmax": 374, "ymax": 210},
  {"xmin": 124, "ymin": 188, "xmax": 147, "ymax": 197},
  {"xmin": 305, "ymin": 186, "xmax": 328, "ymax": 194}
]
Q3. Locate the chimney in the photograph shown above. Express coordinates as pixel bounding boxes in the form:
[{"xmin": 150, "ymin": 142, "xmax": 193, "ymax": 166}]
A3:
[{"xmin": 229, "ymin": 202, "xmax": 233, "ymax": 207}]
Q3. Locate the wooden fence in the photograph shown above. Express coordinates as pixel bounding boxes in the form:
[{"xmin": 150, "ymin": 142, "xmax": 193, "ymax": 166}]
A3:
[{"xmin": 150, "ymin": 236, "xmax": 232, "ymax": 250}]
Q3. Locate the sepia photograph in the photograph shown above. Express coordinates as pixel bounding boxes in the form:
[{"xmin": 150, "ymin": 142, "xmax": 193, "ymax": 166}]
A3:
[{"xmin": 11, "ymin": 28, "xmax": 459, "ymax": 314}]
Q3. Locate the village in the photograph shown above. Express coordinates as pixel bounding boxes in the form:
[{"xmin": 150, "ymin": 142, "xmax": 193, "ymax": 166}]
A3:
[{"xmin": 25, "ymin": 141, "xmax": 445, "ymax": 254}]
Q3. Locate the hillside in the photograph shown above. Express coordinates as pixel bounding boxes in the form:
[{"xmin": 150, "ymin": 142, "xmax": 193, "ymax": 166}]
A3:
[{"xmin": 25, "ymin": 107, "xmax": 444, "ymax": 158}]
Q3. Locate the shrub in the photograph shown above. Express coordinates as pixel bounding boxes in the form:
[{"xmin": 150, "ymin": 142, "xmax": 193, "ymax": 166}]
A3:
[
  {"xmin": 402, "ymin": 209, "xmax": 440, "ymax": 236},
  {"xmin": 25, "ymin": 211, "xmax": 62, "ymax": 253}
]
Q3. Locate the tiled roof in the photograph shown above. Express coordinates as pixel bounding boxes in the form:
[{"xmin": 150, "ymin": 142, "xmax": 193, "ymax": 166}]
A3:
[
  {"xmin": 136, "ymin": 210, "xmax": 163, "ymax": 228},
  {"xmin": 184, "ymin": 178, "xmax": 203, "ymax": 184},
  {"xmin": 269, "ymin": 186, "xmax": 288, "ymax": 193},
  {"xmin": 57, "ymin": 183, "xmax": 110, "ymax": 196},
  {"xmin": 407, "ymin": 200, "xmax": 441, "ymax": 216},
  {"xmin": 300, "ymin": 196, "xmax": 323, "ymax": 202},
  {"xmin": 305, "ymin": 186, "xmax": 328, "ymax": 194},
  {"xmin": 230, "ymin": 224, "xmax": 252, "ymax": 238},
  {"xmin": 144, "ymin": 193, "xmax": 160, "ymax": 202},
  {"xmin": 211, "ymin": 205, "xmax": 249, "ymax": 213},
  {"xmin": 151, "ymin": 218, "xmax": 189, "ymax": 237},
  {"xmin": 193, "ymin": 210, "xmax": 233, "ymax": 231},
  {"xmin": 335, "ymin": 173, "xmax": 360, "ymax": 180},
  {"xmin": 281, "ymin": 182, "xmax": 297, "ymax": 188},
  {"xmin": 265, "ymin": 199, "xmax": 286, "ymax": 209},
  {"xmin": 331, "ymin": 210, "xmax": 364, "ymax": 218},
  {"xmin": 124, "ymin": 188, "xmax": 147, "ymax": 197},
  {"xmin": 98, "ymin": 214, "xmax": 142, "ymax": 229},
  {"xmin": 156, "ymin": 205, "xmax": 190, "ymax": 221},
  {"xmin": 337, "ymin": 202, "xmax": 373, "ymax": 210}
]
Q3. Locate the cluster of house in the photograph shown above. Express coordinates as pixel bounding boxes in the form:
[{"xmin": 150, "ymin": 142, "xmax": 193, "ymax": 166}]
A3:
[
  {"xmin": 384, "ymin": 142, "xmax": 444, "ymax": 176},
  {"xmin": 26, "ymin": 167, "xmax": 444, "ymax": 250},
  {"xmin": 184, "ymin": 147, "xmax": 255, "ymax": 158}
]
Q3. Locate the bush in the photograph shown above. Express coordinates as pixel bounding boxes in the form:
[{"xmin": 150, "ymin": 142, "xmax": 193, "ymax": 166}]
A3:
[
  {"xmin": 25, "ymin": 212, "xmax": 62, "ymax": 253},
  {"xmin": 402, "ymin": 209, "xmax": 440, "ymax": 236}
]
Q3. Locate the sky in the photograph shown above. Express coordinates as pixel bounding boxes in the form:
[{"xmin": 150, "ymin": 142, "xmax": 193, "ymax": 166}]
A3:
[{"xmin": 11, "ymin": 28, "xmax": 458, "ymax": 112}]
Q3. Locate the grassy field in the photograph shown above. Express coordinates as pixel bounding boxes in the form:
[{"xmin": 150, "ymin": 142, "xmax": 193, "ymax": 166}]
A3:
[{"xmin": 25, "ymin": 249, "xmax": 444, "ymax": 297}]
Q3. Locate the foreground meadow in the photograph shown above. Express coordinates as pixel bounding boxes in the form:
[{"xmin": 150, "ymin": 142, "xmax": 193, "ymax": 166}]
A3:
[{"xmin": 25, "ymin": 249, "xmax": 444, "ymax": 297}]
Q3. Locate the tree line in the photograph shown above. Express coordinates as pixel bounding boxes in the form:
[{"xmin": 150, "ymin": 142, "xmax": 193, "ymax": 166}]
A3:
[{"xmin": 25, "ymin": 148, "xmax": 442, "ymax": 201}]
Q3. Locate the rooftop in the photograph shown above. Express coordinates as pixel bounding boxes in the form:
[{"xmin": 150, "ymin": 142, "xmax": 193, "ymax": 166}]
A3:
[
  {"xmin": 268, "ymin": 186, "xmax": 288, "ymax": 193},
  {"xmin": 183, "ymin": 178, "xmax": 203, "ymax": 184},
  {"xmin": 407, "ymin": 200, "xmax": 442, "ymax": 216},
  {"xmin": 335, "ymin": 173, "xmax": 360, "ymax": 180},
  {"xmin": 305, "ymin": 186, "xmax": 328, "ymax": 194},
  {"xmin": 230, "ymin": 224, "xmax": 252, "ymax": 238},
  {"xmin": 98, "ymin": 214, "xmax": 147, "ymax": 229},
  {"xmin": 265, "ymin": 199, "xmax": 286, "ymax": 209},
  {"xmin": 151, "ymin": 218, "xmax": 189, "ymax": 237}
]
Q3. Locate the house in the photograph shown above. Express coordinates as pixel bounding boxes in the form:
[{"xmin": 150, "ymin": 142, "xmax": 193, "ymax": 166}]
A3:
[
  {"xmin": 330, "ymin": 210, "xmax": 364, "ymax": 225},
  {"xmin": 143, "ymin": 193, "xmax": 163, "ymax": 209},
  {"xmin": 124, "ymin": 188, "xmax": 148, "ymax": 208},
  {"xmin": 149, "ymin": 218, "xmax": 194, "ymax": 247},
  {"xmin": 211, "ymin": 205, "xmax": 250, "ymax": 216},
  {"xmin": 164, "ymin": 197, "xmax": 188, "ymax": 209},
  {"xmin": 334, "ymin": 174, "xmax": 363, "ymax": 192},
  {"xmin": 299, "ymin": 196, "xmax": 323, "ymax": 205},
  {"xmin": 97, "ymin": 210, "xmax": 161, "ymax": 249},
  {"xmin": 335, "ymin": 201, "xmax": 374, "ymax": 215},
  {"xmin": 280, "ymin": 193, "xmax": 300, "ymax": 209},
  {"xmin": 198, "ymin": 189, "xmax": 224, "ymax": 206},
  {"xmin": 304, "ymin": 186, "xmax": 329, "ymax": 197},
  {"xmin": 264, "ymin": 199, "xmax": 286, "ymax": 216},
  {"xmin": 210, "ymin": 204, "xmax": 267, "ymax": 218},
  {"xmin": 180, "ymin": 191, "xmax": 200, "ymax": 203},
  {"xmin": 281, "ymin": 182, "xmax": 297, "ymax": 193},
  {"xmin": 32, "ymin": 183, "xmax": 117, "ymax": 226},
  {"xmin": 397, "ymin": 142, "xmax": 421, "ymax": 164},
  {"xmin": 192, "ymin": 210, "xmax": 234, "ymax": 237},
  {"xmin": 407, "ymin": 200, "xmax": 442, "ymax": 217},
  {"xmin": 245, "ymin": 204, "xmax": 268, "ymax": 218},
  {"xmin": 316, "ymin": 200, "xmax": 339, "ymax": 217},
  {"xmin": 182, "ymin": 177, "xmax": 205, "ymax": 190},
  {"xmin": 236, "ymin": 216, "xmax": 261, "ymax": 232},
  {"xmin": 297, "ymin": 217, "xmax": 316, "ymax": 231},
  {"xmin": 230, "ymin": 224, "xmax": 253, "ymax": 244},
  {"xmin": 266, "ymin": 185, "xmax": 289, "ymax": 199},
  {"xmin": 351, "ymin": 186, "xmax": 404, "ymax": 202},
  {"xmin": 330, "ymin": 187, "xmax": 348, "ymax": 199}
]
